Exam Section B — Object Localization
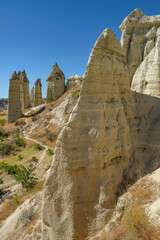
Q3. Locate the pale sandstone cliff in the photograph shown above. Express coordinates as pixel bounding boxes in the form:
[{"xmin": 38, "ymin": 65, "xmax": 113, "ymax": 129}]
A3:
[
  {"xmin": 42, "ymin": 11, "xmax": 160, "ymax": 240},
  {"xmin": 120, "ymin": 8, "xmax": 160, "ymax": 84}
]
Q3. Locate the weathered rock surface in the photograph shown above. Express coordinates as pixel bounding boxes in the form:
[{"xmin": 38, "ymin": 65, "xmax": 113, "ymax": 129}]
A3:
[
  {"xmin": 42, "ymin": 28, "xmax": 133, "ymax": 240},
  {"xmin": 19, "ymin": 70, "xmax": 30, "ymax": 109},
  {"xmin": 131, "ymin": 27, "xmax": 160, "ymax": 97},
  {"xmin": 120, "ymin": 8, "xmax": 160, "ymax": 84},
  {"xmin": 42, "ymin": 13, "xmax": 160, "ymax": 239},
  {"xmin": 66, "ymin": 74, "xmax": 83, "ymax": 90},
  {"xmin": 6, "ymin": 72, "xmax": 22, "ymax": 123},
  {"xmin": 34, "ymin": 78, "xmax": 43, "ymax": 106},
  {"xmin": 30, "ymin": 87, "xmax": 35, "ymax": 107},
  {"xmin": 46, "ymin": 63, "xmax": 65, "ymax": 100},
  {"xmin": 0, "ymin": 193, "xmax": 42, "ymax": 240}
]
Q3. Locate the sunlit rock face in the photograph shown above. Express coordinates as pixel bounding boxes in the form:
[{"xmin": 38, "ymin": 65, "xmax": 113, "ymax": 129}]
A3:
[
  {"xmin": 19, "ymin": 70, "xmax": 30, "ymax": 109},
  {"xmin": 42, "ymin": 9, "xmax": 160, "ymax": 240},
  {"xmin": 6, "ymin": 71, "xmax": 22, "ymax": 123},
  {"xmin": 34, "ymin": 78, "xmax": 43, "ymax": 106},
  {"xmin": 120, "ymin": 8, "xmax": 160, "ymax": 86},
  {"xmin": 30, "ymin": 87, "xmax": 35, "ymax": 107},
  {"xmin": 46, "ymin": 63, "xmax": 65, "ymax": 100},
  {"xmin": 66, "ymin": 74, "xmax": 83, "ymax": 90},
  {"xmin": 42, "ymin": 28, "xmax": 133, "ymax": 240}
]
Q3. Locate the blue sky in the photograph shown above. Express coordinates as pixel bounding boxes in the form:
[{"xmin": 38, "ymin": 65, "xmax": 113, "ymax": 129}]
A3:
[{"xmin": 0, "ymin": 0, "xmax": 160, "ymax": 98}]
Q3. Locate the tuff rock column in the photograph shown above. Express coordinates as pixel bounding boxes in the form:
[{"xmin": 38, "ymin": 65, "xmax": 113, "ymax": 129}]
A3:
[
  {"xmin": 46, "ymin": 63, "xmax": 65, "ymax": 101},
  {"xmin": 34, "ymin": 78, "xmax": 43, "ymax": 106},
  {"xmin": 30, "ymin": 87, "xmax": 35, "ymax": 107},
  {"xmin": 7, "ymin": 71, "xmax": 22, "ymax": 123},
  {"xmin": 21, "ymin": 70, "xmax": 30, "ymax": 109}
]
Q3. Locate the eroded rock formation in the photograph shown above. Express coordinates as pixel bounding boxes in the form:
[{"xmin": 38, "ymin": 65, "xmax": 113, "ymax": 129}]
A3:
[
  {"xmin": 34, "ymin": 78, "xmax": 43, "ymax": 106},
  {"xmin": 30, "ymin": 87, "xmax": 35, "ymax": 107},
  {"xmin": 42, "ymin": 9, "xmax": 160, "ymax": 240},
  {"xmin": 20, "ymin": 70, "xmax": 30, "ymax": 109},
  {"xmin": 66, "ymin": 74, "xmax": 83, "ymax": 90},
  {"xmin": 7, "ymin": 72, "xmax": 22, "ymax": 123},
  {"xmin": 120, "ymin": 8, "xmax": 160, "ymax": 85},
  {"xmin": 46, "ymin": 63, "xmax": 65, "ymax": 100}
]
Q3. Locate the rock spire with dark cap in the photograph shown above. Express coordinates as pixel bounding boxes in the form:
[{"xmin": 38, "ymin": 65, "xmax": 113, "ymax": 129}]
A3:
[{"xmin": 46, "ymin": 62, "xmax": 65, "ymax": 101}]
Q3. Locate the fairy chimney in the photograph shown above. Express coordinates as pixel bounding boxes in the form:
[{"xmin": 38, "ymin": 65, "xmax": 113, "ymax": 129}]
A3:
[
  {"xmin": 30, "ymin": 87, "xmax": 35, "ymax": 107},
  {"xmin": 46, "ymin": 63, "xmax": 65, "ymax": 101},
  {"xmin": 6, "ymin": 71, "xmax": 22, "ymax": 123},
  {"xmin": 34, "ymin": 78, "xmax": 43, "ymax": 106}
]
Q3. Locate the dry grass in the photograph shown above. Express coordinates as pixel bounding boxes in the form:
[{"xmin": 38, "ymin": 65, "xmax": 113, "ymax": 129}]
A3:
[
  {"xmin": 100, "ymin": 206, "xmax": 160, "ymax": 240},
  {"xmin": 0, "ymin": 180, "xmax": 44, "ymax": 226},
  {"xmin": 130, "ymin": 178, "xmax": 157, "ymax": 205}
]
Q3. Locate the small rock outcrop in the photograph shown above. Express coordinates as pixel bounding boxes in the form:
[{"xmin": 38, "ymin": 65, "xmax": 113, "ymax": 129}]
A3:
[
  {"xmin": 30, "ymin": 87, "xmax": 35, "ymax": 107},
  {"xmin": 66, "ymin": 74, "xmax": 83, "ymax": 90},
  {"xmin": 46, "ymin": 63, "xmax": 65, "ymax": 101},
  {"xmin": 6, "ymin": 72, "xmax": 22, "ymax": 123},
  {"xmin": 34, "ymin": 78, "xmax": 43, "ymax": 106}
]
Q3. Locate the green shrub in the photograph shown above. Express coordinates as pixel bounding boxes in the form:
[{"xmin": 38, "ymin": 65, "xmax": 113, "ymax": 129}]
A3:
[
  {"xmin": 0, "ymin": 142, "xmax": 15, "ymax": 155},
  {"xmin": 15, "ymin": 138, "xmax": 26, "ymax": 148},
  {"xmin": 70, "ymin": 90, "xmax": 80, "ymax": 97},
  {"xmin": 12, "ymin": 129, "xmax": 20, "ymax": 138},
  {"xmin": 0, "ymin": 189, "xmax": 5, "ymax": 197},
  {"xmin": 0, "ymin": 119, "xmax": 6, "ymax": 126},
  {"xmin": 0, "ymin": 128, "xmax": 8, "ymax": 137},
  {"xmin": 17, "ymin": 154, "xmax": 23, "ymax": 161},
  {"xmin": 46, "ymin": 131, "xmax": 55, "ymax": 142},
  {"xmin": 0, "ymin": 162, "xmax": 37, "ymax": 191},
  {"xmin": 46, "ymin": 148, "xmax": 54, "ymax": 156},
  {"xmin": 46, "ymin": 97, "xmax": 56, "ymax": 103},
  {"xmin": 34, "ymin": 143, "xmax": 42, "ymax": 150},
  {"xmin": 32, "ymin": 156, "xmax": 38, "ymax": 162}
]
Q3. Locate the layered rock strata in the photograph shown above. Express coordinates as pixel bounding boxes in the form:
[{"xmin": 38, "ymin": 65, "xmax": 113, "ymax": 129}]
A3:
[
  {"xmin": 46, "ymin": 63, "xmax": 65, "ymax": 100},
  {"xmin": 42, "ymin": 10, "xmax": 160, "ymax": 240},
  {"xmin": 34, "ymin": 78, "xmax": 43, "ymax": 106},
  {"xmin": 42, "ymin": 29, "xmax": 133, "ymax": 240},
  {"xmin": 66, "ymin": 74, "xmax": 83, "ymax": 90},
  {"xmin": 6, "ymin": 72, "xmax": 22, "ymax": 123},
  {"xmin": 120, "ymin": 8, "xmax": 160, "ymax": 85},
  {"xmin": 20, "ymin": 70, "xmax": 30, "ymax": 109}
]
